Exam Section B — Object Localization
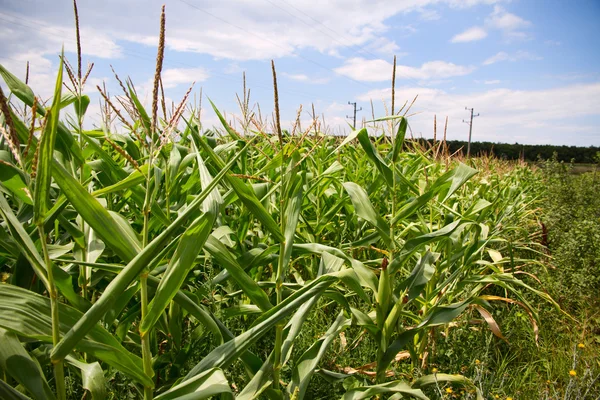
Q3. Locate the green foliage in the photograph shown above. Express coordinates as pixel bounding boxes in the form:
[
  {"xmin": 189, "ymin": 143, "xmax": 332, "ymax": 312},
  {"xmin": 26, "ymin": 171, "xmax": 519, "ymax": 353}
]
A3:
[
  {"xmin": 0, "ymin": 30, "xmax": 590, "ymax": 400},
  {"xmin": 540, "ymin": 157, "xmax": 600, "ymax": 310}
]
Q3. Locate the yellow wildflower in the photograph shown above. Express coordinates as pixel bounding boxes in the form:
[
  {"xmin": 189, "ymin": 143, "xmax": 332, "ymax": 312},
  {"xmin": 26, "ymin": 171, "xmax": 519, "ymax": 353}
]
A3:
[
  {"xmin": 432, "ymin": 368, "xmax": 438, "ymax": 373},
  {"xmin": 446, "ymin": 387, "xmax": 453, "ymax": 394},
  {"xmin": 578, "ymin": 343, "xmax": 585, "ymax": 349},
  {"xmin": 569, "ymin": 370, "xmax": 577, "ymax": 377},
  {"xmin": 475, "ymin": 359, "xmax": 481, "ymax": 365}
]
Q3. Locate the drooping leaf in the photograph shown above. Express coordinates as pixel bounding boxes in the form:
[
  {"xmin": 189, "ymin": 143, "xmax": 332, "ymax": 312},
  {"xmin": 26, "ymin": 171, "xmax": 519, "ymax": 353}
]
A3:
[
  {"xmin": 155, "ymin": 367, "xmax": 233, "ymax": 400},
  {"xmin": 288, "ymin": 311, "xmax": 351, "ymax": 400},
  {"xmin": 65, "ymin": 355, "xmax": 107, "ymax": 400},
  {"xmin": 0, "ymin": 285, "xmax": 151, "ymax": 387},
  {"xmin": 0, "ymin": 328, "xmax": 55, "ymax": 400}
]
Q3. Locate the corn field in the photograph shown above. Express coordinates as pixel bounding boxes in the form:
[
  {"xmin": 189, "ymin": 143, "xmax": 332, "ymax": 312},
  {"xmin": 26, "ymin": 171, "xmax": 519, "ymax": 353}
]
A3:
[{"xmin": 0, "ymin": 6, "xmax": 563, "ymax": 400}]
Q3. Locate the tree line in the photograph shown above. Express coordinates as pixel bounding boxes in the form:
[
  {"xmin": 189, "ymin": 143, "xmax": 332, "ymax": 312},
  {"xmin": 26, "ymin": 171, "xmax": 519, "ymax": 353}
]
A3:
[{"xmin": 416, "ymin": 139, "xmax": 600, "ymax": 163}]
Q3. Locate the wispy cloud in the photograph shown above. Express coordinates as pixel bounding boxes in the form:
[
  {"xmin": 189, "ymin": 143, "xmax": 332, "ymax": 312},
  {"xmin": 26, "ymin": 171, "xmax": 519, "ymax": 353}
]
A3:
[
  {"xmin": 451, "ymin": 26, "xmax": 488, "ymax": 43},
  {"xmin": 482, "ymin": 50, "xmax": 541, "ymax": 65},
  {"xmin": 355, "ymin": 83, "xmax": 600, "ymax": 145},
  {"xmin": 282, "ymin": 72, "xmax": 330, "ymax": 84},
  {"xmin": 452, "ymin": 5, "xmax": 532, "ymax": 44},
  {"xmin": 486, "ymin": 6, "xmax": 531, "ymax": 31},
  {"xmin": 334, "ymin": 58, "xmax": 475, "ymax": 82},
  {"xmin": 485, "ymin": 5, "xmax": 532, "ymax": 40}
]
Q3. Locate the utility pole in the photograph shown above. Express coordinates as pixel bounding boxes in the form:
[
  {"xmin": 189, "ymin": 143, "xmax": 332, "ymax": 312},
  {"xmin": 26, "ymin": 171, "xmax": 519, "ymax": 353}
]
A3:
[
  {"xmin": 462, "ymin": 107, "xmax": 479, "ymax": 158},
  {"xmin": 347, "ymin": 101, "xmax": 362, "ymax": 130}
]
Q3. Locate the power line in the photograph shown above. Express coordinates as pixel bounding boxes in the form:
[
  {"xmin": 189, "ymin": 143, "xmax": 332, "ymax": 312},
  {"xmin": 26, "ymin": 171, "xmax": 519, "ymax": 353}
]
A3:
[
  {"xmin": 277, "ymin": 0, "xmax": 389, "ymax": 63},
  {"xmin": 263, "ymin": 1, "xmax": 471, "ymax": 115},
  {"xmin": 462, "ymin": 107, "xmax": 480, "ymax": 158},
  {"xmin": 178, "ymin": 0, "xmax": 372, "ymax": 89},
  {"xmin": 346, "ymin": 101, "xmax": 362, "ymax": 130},
  {"xmin": 0, "ymin": 12, "xmax": 343, "ymax": 104}
]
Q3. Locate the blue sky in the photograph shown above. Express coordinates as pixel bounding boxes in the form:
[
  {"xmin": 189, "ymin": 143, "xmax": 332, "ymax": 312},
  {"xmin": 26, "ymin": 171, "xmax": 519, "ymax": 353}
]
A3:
[{"xmin": 1, "ymin": 0, "xmax": 599, "ymax": 145}]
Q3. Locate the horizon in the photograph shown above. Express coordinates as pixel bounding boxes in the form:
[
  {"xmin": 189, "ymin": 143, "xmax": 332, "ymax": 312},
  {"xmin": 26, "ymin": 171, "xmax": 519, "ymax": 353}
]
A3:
[{"xmin": 1, "ymin": 0, "xmax": 599, "ymax": 146}]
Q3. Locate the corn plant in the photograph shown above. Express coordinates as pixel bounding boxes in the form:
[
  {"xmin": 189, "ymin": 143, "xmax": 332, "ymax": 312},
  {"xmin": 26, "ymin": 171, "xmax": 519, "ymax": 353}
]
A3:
[{"xmin": 0, "ymin": 4, "xmax": 561, "ymax": 400}]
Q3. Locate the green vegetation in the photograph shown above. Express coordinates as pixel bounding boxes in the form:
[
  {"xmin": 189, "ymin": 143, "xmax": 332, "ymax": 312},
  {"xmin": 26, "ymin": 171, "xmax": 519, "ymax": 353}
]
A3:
[
  {"xmin": 408, "ymin": 140, "xmax": 600, "ymax": 164},
  {"xmin": 0, "ymin": 5, "xmax": 598, "ymax": 400}
]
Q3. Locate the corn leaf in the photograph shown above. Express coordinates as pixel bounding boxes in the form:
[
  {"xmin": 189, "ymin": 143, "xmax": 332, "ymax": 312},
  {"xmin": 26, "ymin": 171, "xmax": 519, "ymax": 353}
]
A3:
[
  {"xmin": 141, "ymin": 211, "xmax": 216, "ymax": 333},
  {"xmin": 0, "ymin": 328, "xmax": 55, "ymax": 400},
  {"xmin": 33, "ymin": 53, "xmax": 63, "ymax": 223}
]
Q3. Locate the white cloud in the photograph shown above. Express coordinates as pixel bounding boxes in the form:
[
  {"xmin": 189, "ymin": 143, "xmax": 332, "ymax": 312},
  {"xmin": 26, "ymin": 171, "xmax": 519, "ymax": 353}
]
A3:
[
  {"xmin": 484, "ymin": 80, "xmax": 501, "ymax": 84},
  {"xmin": 224, "ymin": 63, "xmax": 243, "ymax": 75},
  {"xmin": 482, "ymin": 51, "xmax": 509, "ymax": 65},
  {"xmin": 368, "ymin": 37, "xmax": 401, "ymax": 56},
  {"xmin": 451, "ymin": 26, "xmax": 488, "ymax": 43},
  {"xmin": 482, "ymin": 50, "xmax": 541, "ymax": 65},
  {"xmin": 418, "ymin": 8, "xmax": 441, "ymax": 21},
  {"xmin": 0, "ymin": 12, "xmax": 122, "ymax": 99},
  {"xmin": 334, "ymin": 58, "xmax": 475, "ymax": 82},
  {"xmin": 354, "ymin": 83, "xmax": 600, "ymax": 145},
  {"xmin": 160, "ymin": 68, "xmax": 209, "ymax": 89},
  {"xmin": 284, "ymin": 73, "xmax": 310, "ymax": 82},
  {"xmin": 485, "ymin": 6, "xmax": 532, "ymax": 40},
  {"xmin": 1, "ymin": 0, "xmax": 506, "ymax": 62},
  {"xmin": 451, "ymin": 6, "xmax": 532, "ymax": 45},
  {"xmin": 282, "ymin": 73, "xmax": 330, "ymax": 84},
  {"xmin": 486, "ymin": 6, "xmax": 531, "ymax": 31},
  {"xmin": 543, "ymin": 72, "xmax": 599, "ymax": 82}
]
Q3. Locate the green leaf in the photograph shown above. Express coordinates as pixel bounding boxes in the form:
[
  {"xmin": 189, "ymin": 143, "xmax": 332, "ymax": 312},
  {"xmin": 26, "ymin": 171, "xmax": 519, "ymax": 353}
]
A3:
[
  {"xmin": 0, "ymin": 379, "xmax": 33, "ymax": 400},
  {"xmin": 65, "ymin": 355, "xmax": 107, "ymax": 400},
  {"xmin": 91, "ymin": 165, "xmax": 148, "ymax": 197},
  {"xmin": 0, "ymin": 328, "xmax": 55, "ymax": 400},
  {"xmin": 51, "ymin": 140, "xmax": 251, "ymax": 362},
  {"xmin": 412, "ymin": 373, "xmax": 483, "ymax": 400},
  {"xmin": 399, "ymin": 251, "xmax": 439, "ymax": 302},
  {"xmin": 341, "ymin": 380, "xmax": 428, "ymax": 400},
  {"xmin": 391, "ymin": 117, "xmax": 407, "ymax": 163},
  {"xmin": 417, "ymin": 299, "xmax": 471, "ymax": 328},
  {"xmin": 195, "ymin": 135, "xmax": 284, "ymax": 242},
  {"xmin": 33, "ymin": 52, "xmax": 63, "ymax": 223},
  {"xmin": 127, "ymin": 83, "xmax": 151, "ymax": 137},
  {"xmin": 74, "ymin": 95, "xmax": 90, "ymax": 119},
  {"xmin": 0, "ymin": 194, "xmax": 49, "ymax": 290},
  {"xmin": 209, "ymin": 98, "xmax": 242, "ymax": 141},
  {"xmin": 52, "ymin": 159, "xmax": 141, "ymax": 261},
  {"xmin": 0, "ymin": 285, "xmax": 151, "ymax": 387},
  {"xmin": 141, "ymin": 211, "xmax": 216, "ymax": 333},
  {"xmin": 182, "ymin": 274, "xmax": 339, "ymax": 381},
  {"xmin": 0, "ymin": 64, "xmax": 36, "ymax": 106},
  {"xmin": 0, "ymin": 153, "xmax": 32, "ymax": 204},
  {"xmin": 342, "ymin": 182, "xmax": 392, "ymax": 248},
  {"xmin": 236, "ymin": 354, "xmax": 275, "ymax": 400},
  {"xmin": 203, "ymin": 234, "xmax": 273, "ymax": 311},
  {"xmin": 288, "ymin": 311, "xmax": 351, "ymax": 400},
  {"xmin": 356, "ymin": 128, "xmax": 394, "ymax": 188},
  {"xmin": 392, "ymin": 163, "xmax": 477, "ymax": 224},
  {"xmin": 155, "ymin": 368, "xmax": 233, "ymax": 400},
  {"xmin": 279, "ymin": 171, "xmax": 304, "ymax": 278},
  {"xmin": 389, "ymin": 220, "xmax": 462, "ymax": 274},
  {"xmin": 381, "ymin": 329, "xmax": 418, "ymax": 375}
]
